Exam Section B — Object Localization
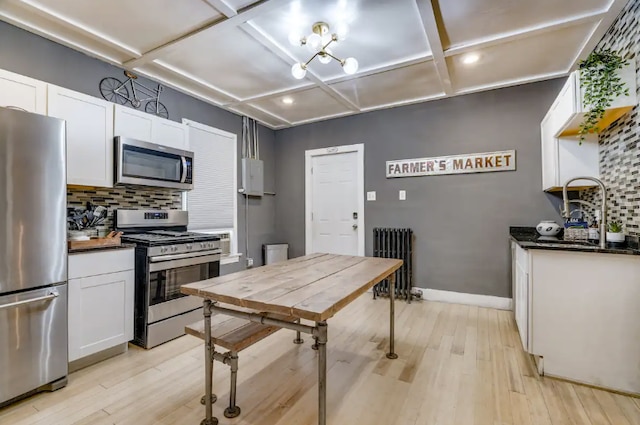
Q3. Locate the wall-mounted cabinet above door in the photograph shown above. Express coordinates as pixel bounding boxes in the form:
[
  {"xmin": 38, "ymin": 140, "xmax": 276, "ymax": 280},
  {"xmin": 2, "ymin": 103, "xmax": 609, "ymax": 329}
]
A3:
[
  {"xmin": 114, "ymin": 104, "xmax": 187, "ymax": 150},
  {"xmin": 48, "ymin": 85, "xmax": 114, "ymax": 188},
  {"xmin": 0, "ymin": 69, "xmax": 46, "ymax": 114}
]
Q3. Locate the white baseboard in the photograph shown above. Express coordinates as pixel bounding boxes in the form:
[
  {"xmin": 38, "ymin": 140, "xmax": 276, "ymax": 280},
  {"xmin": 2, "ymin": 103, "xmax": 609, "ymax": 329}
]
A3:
[{"xmin": 421, "ymin": 288, "xmax": 513, "ymax": 310}]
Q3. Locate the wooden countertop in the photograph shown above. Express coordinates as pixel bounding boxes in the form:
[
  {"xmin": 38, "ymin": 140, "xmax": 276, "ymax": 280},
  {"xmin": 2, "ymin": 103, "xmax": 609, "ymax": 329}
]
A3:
[{"xmin": 181, "ymin": 253, "xmax": 403, "ymax": 322}]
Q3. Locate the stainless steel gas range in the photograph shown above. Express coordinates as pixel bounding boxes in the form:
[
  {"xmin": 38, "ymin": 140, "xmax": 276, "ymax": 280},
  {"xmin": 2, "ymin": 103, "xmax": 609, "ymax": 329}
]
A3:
[{"xmin": 115, "ymin": 209, "xmax": 221, "ymax": 349}]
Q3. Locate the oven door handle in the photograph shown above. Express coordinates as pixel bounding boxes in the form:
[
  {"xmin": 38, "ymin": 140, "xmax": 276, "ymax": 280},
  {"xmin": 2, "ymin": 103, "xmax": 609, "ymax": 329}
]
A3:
[
  {"xmin": 149, "ymin": 250, "xmax": 221, "ymax": 262},
  {"xmin": 149, "ymin": 253, "xmax": 220, "ymax": 272}
]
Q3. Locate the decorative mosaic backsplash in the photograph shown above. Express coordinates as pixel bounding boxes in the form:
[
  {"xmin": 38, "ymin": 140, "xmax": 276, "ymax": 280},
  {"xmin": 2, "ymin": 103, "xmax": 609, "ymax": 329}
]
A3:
[
  {"xmin": 68, "ymin": 186, "xmax": 183, "ymax": 229},
  {"xmin": 580, "ymin": 0, "xmax": 640, "ymax": 236}
]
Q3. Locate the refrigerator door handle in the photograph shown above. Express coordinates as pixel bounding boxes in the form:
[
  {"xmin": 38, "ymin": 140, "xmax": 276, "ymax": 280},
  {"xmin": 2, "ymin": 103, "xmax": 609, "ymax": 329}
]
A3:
[{"xmin": 0, "ymin": 289, "xmax": 59, "ymax": 311}]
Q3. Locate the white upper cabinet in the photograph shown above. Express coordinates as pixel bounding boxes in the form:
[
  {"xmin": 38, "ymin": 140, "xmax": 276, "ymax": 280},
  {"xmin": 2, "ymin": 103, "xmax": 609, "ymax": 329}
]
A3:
[
  {"xmin": 114, "ymin": 104, "xmax": 154, "ymax": 142},
  {"xmin": 153, "ymin": 118, "xmax": 188, "ymax": 150},
  {"xmin": 541, "ymin": 111, "xmax": 599, "ymax": 192},
  {"xmin": 556, "ymin": 65, "xmax": 636, "ymax": 137},
  {"xmin": 0, "ymin": 69, "xmax": 47, "ymax": 114},
  {"xmin": 48, "ymin": 85, "xmax": 115, "ymax": 187},
  {"xmin": 114, "ymin": 104, "xmax": 187, "ymax": 150},
  {"xmin": 540, "ymin": 65, "xmax": 636, "ymax": 192}
]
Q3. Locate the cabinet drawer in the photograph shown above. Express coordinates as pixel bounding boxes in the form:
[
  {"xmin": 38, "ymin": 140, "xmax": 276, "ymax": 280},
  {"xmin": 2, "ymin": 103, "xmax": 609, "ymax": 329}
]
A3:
[{"xmin": 69, "ymin": 248, "xmax": 134, "ymax": 279}]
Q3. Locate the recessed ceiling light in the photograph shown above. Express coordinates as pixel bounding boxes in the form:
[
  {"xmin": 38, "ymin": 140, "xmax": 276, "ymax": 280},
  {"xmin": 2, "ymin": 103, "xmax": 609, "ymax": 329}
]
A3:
[
  {"xmin": 462, "ymin": 53, "xmax": 480, "ymax": 65},
  {"xmin": 282, "ymin": 97, "xmax": 294, "ymax": 105}
]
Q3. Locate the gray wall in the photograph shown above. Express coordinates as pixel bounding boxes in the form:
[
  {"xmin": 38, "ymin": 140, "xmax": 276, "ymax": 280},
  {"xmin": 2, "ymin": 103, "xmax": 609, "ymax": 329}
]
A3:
[
  {"xmin": 275, "ymin": 80, "xmax": 566, "ymax": 298},
  {"xmin": 0, "ymin": 21, "xmax": 277, "ymax": 271}
]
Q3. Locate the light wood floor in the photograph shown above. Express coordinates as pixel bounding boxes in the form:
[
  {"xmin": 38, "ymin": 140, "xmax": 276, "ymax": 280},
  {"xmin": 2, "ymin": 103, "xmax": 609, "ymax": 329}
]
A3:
[{"xmin": 1, "ymin": 297, "xmax": 639, "ymax": 425}]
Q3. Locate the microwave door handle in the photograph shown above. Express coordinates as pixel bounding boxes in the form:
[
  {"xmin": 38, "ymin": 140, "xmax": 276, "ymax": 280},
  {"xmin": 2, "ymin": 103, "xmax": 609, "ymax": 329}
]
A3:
[{"xmin": 180, "ymin": 156, "xmax": 187, "ymax": 183}]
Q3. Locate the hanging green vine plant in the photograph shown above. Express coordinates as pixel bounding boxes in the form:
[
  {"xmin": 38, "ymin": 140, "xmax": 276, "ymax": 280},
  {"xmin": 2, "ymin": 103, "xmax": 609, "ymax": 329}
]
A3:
[{"xmin": 578, "ymin": 49, "xmax": 629, "ymax": 143}]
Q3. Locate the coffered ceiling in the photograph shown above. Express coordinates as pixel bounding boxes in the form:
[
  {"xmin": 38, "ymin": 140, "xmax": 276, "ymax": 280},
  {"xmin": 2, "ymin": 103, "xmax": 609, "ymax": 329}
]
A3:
[{"xmin": 0, "ymin": 0, "xmax": 628, "ymax": 128}]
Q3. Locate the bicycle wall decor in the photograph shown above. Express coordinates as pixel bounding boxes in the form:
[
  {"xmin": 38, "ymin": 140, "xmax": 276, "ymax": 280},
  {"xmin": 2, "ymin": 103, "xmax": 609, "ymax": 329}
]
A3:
[{"xmin": 99, "ymin": 71, "xmax": 169, "ymax": 119}]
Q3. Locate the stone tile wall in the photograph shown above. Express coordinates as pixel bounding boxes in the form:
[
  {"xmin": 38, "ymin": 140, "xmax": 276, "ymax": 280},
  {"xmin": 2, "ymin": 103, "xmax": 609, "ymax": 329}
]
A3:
[
  {"xmin": 581, "ymin": 0, "xmax": 640, "ymax": 236},
  {"xmin": 68, "ymin": 186, "xmax": 183, "ymax": 229}
]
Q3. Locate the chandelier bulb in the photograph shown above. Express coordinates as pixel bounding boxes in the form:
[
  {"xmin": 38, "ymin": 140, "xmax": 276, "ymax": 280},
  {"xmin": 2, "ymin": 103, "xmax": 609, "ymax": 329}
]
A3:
[
  {"xmin": 306, "ymin": 33, "xmax": 323, "ymax": 52},
  {"xmin": 342, "ymin": 57, "xmax": 359, "ymax": 75},
  {"xmin": 318, "ymin": 49, "xmax": 332, "ymax": 64},
  {"xmin": 291, "ymin": 63, "xmax": 307, "ymax": 79}
]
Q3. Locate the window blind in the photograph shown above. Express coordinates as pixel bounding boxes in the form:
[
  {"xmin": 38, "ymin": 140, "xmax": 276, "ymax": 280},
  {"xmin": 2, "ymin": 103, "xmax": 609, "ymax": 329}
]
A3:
[{"xmin": 185, "ymin": 122, "xmax": 236, "ymax": 231}]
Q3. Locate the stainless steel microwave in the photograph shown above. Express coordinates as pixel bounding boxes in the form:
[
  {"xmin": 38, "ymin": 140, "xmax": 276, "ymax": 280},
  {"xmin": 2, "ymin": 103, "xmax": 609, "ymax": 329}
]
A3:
[{"xmin": 115, "ymin": 137, "xmax": 194, "ymax": 190}]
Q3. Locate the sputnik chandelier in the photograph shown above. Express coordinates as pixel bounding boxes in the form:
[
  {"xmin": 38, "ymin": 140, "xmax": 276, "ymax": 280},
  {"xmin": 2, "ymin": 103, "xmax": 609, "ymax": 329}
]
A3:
[{"xmin": 289, "ymin": 21, "xmax": 359, "ymax": 79}]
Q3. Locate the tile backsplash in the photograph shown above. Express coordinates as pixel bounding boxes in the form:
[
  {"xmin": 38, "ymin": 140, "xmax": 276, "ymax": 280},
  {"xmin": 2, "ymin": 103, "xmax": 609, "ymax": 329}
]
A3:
[
  {"xmin": 580, "ymin": 0, "xmax": 640, "ymax": 236},
  {"xmin": 68, "ymin": 186, "xmax": 183, "ymax": 229}
]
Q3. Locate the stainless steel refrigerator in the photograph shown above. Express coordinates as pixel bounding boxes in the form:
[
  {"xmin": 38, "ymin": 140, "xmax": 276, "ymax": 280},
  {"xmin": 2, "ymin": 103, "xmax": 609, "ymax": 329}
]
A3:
[{"xmin": 0, "ymin": 107, "xmax": 68, "ymax": 406}]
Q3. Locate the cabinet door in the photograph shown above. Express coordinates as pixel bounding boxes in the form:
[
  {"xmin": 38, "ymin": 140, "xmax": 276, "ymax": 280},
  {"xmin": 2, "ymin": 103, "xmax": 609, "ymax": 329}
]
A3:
[
  {"xmin": 68, "ymin": 270, "xmax": 134, "ymax": 361},
  {"xmin": 540, "ymin": 114, "xmax": 558, "ymax": 191},
  {"xmin": 515, "ymin": 264, "xmax": 529, "ymax": 351},
  {"xmin": 48, "ymin": 85, "xmax": 114, "ymax": 187},
  {"xmin": 0, "ymin": 69, "xmax": 46, "ymax": 114},
  {"xmin": 114, "ymin": 104, "xmax": 154, "ymax": 142},
  {"xmin": 153, "ymin": 118, "xmax": 188, "ymax": 150},
  {"xmin": 553, "ymin": 74, "xmax": 577, "ymax": 136}
]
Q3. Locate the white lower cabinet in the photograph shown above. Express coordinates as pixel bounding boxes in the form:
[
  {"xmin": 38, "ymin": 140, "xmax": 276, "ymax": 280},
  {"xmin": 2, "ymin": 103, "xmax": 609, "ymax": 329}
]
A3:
[
  {"xmin": 512, "ymin": 242, "xmax": 531, "ymax": 352},
  {"xmin": 511, "ymin": 244, "xmax": 640, "ymax": 394},
  {"xmin": 68, "ymin": 249, "xmax": 134, "ymax": 362}
]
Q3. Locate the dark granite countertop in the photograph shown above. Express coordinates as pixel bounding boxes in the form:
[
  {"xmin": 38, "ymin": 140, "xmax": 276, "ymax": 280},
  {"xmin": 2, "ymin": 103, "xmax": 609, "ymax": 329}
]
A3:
[
  {"xmin": 510, "ymin": 227, "xmax": 640, "ymax": 256},
  {"xmin": 68, "ymin": 242, "xmax": 136, "ymax": 254}
]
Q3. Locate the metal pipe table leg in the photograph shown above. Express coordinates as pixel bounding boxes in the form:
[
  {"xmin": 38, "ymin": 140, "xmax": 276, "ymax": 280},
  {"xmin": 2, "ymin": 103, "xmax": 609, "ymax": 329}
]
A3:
[
  {"xmin": 386, "ymin": 274, "xmax": 398, "ymax": 360},
  {"xmin": 201, "ymin": 300, "xmax": 219, "ymax": 425},
  {"xmin": 224, "ymin": 351, "xmax": 241, "ymax": 418},
  {"xmin": 293, "ymin": 318, "xmax": 304, "ymax": 344},
  {"xmin": 316, "ymin": 321, "xmax": 328, "ymax": 425}
]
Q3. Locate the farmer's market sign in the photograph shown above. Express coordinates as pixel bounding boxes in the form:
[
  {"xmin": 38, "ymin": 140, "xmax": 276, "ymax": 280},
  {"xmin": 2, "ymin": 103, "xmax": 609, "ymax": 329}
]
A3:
[{"xmin": 386, "ymin": 150, "xmax": 516, "ymax": 178}]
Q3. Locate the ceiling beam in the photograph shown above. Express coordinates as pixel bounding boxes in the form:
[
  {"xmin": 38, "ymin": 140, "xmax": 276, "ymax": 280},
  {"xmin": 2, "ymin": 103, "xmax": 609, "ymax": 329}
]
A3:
[
  {"xmin": 415, "ymin": 0, "xmax": 453, "ymax": 95},
  {"xmin": 445, "ymin": 9, "xmax": 608, "ymax": 58},
  {"xmin": 224, "ymin": 54, "xmax": 435, "ymax": 107},
  {"xmin": 240, "ymin": 22, "xmax": 361, "ymax": 112},
  {"xmin": 2, "ymin": 0, "xmax": 135, "ymax": 61},
  {"xmin": 324, "ymin": 54, "xmax": 433, "ymax": 85},
  {"xmin": 201, "ymin": 0, "xmax": 238, "ymax": 17},
  {"xmin": 152, "ymin": 60, "xmax": 239, "ymax": 102},
  {"xmin": 455, "ymin": 70, "xmax": 569, "ymax": 96},
  {"xmin": 0, "ymin": 9, "xmax": 124, "ymax": 65},
  {"xmin": 228, "ymin": 103, "xmax": 292, "ymax": 126},
  {"xmin": 123, "ymin": 0, "xmax": 289, "ymax": 69},
  {"xmin": 568, "ymin": 0, "xmax": 629, "ymax": 71}
]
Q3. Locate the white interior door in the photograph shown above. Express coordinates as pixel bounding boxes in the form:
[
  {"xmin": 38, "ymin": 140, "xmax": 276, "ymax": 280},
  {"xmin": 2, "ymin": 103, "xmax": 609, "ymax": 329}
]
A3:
[{"xmin": 306, "ymin": 145, "xmax": 364, "ymax": 256}]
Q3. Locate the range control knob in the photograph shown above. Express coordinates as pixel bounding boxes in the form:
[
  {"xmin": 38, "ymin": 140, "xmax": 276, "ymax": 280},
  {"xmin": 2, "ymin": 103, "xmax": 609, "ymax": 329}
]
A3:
[
  {"xmin": 200, "ymin": 242, "xmax": 206, "ymax": 249},
  {"xmin": 186, "ymin": 244, "xmax": 193, "ymax": 250},
  {"xmin": 160, "ymin": 247, "xmax": 168, "ymax": 254},
  {"xmin": 171, "ymin": 246, "xmax": 178, "ymax": 252}
]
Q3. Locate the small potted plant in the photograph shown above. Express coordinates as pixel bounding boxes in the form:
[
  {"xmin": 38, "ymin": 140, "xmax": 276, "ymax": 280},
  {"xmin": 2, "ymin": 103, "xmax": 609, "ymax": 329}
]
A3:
[{"xmin": 606, "ymin": 220, "xmax": 625, "ymax": 244}]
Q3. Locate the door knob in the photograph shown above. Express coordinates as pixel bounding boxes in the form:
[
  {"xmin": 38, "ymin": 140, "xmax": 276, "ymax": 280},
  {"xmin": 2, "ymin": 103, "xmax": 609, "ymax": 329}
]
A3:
[{"xmin": 353, "ymin": 224, "xmax": 358, "ymax": 229}]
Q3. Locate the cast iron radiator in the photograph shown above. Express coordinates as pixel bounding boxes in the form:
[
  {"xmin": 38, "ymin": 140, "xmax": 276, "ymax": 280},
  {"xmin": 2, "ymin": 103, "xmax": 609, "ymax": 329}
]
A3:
[{"xmin": 372, "ymin": 228, "xmax": 413, "ymax": 302}]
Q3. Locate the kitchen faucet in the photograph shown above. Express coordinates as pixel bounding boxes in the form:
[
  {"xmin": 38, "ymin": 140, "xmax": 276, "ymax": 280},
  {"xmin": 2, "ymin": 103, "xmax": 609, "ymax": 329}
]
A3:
[{"xmin": 562, "ymin": 177, "xmax": 607, "ymax": 249}]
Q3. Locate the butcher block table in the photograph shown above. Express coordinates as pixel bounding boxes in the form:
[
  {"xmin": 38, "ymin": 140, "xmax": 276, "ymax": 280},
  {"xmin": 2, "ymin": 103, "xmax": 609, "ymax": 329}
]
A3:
[{"xmin": 181, "ymin": 253, "xmax": 403, "ymax": 425}]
